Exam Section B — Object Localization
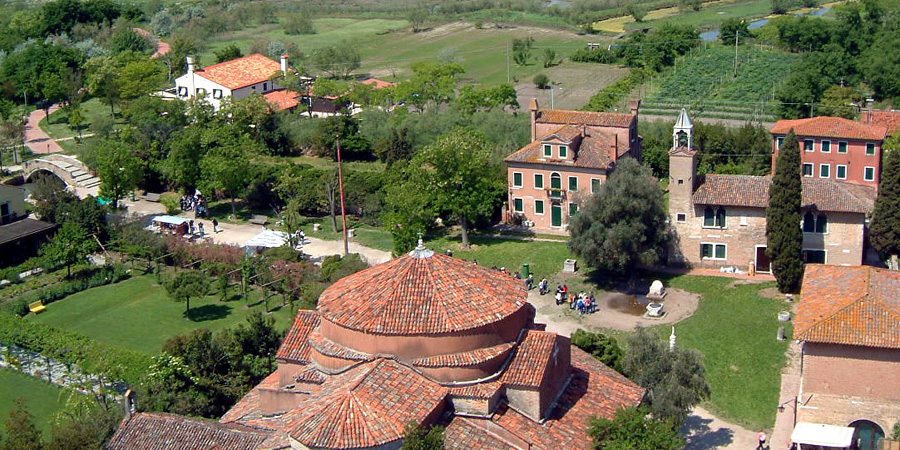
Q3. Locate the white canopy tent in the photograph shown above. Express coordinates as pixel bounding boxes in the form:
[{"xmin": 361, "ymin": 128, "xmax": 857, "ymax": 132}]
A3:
[
  {"xmin": 151, "ymin": 215, "xmax": 189, "ymax": 226},
  {"xmin": 244, "ymin": 230, "xmax": 291, "ymax": 253},
  {"xmin": 791, "ymin": 422, "xmax": 855, "ymax": 449}
]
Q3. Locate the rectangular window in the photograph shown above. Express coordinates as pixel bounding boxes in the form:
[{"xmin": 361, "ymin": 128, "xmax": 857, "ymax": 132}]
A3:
[
  {"xmin": 838, "ymin": 141, "xmax": 848, "ymax": 153},
  {"xmin": 196, "ymin": 88, "xmax": 206, "ymax": 96},
  {"xmin": 836, "ymin": 165, "xmax": 847, "ymax": 179},
  {"xmin": 803, "ymin": 163, "xmax": 814, "ymax": 177},
  {"xmin": 591, "ymin": 178, "xmax": 601, "ymax": 194},
  {"xmin": 701, "ymin": 243, "xmax": 727, "ymax": 260},
  {"xmin": 513, "ymin": 172, "xmax": 523, "ymax": 188},
  {"xmin": 704, "ymin": 208, "xmax": 715, "ymax": 227},
  {"xmin": 803, "ymin": 250, "xmax": 826, "ymax": 264},
  {"xmin": 534, "ymin": 174, "xmax": 544, "ymax": 189},
  {"xmin": 676, "ymin": 213, "xmax": 686, "ymax": 223},
  {"xmin": 804, "ymin": 139, "xmax": 815, "ymax": 152},
  {"xmin": 568, "ymin": 176, "xmax": 578, "ymax": 191},
  {"xmin": 866, "ymin": 142, "xmax": 876, "ymax": 155},
  {"xmin": 263, "ymin": 82, "xmax": 268, "ymax": 91},
  {"xmin": 864, "ymin": 166, "xmax": 875, "ymax": 181},
  {"xmin": 513, "ymin": 198, "xmax": 523, "ymax": 213},
  {"xmin": 777, "ymin": 137, "xmax": 784, "ymax": 149},
  {"xmin": 569, "ymin": 202, "xmax": 579, "ymax": 216},
  {"xmin": 543, "ymin": 145, "xmax": 552, "ymax": 157},
  {"xmin": 178, "ymin": 86, "xmax": 188, "ymax": 96},
  {"xmin": 821, "ymin": 140, "xmax": 831, "ymax": 153},
  {"xmin": 213, "ymin": 89, "xmax": 223, "ymax": 99},
  {"xmin": 819, "ymin": 164, "xmax": 830, "ymax": 178},
  {"xmin": 535, "ymin": 200, "xmax": 545, "ymax": 215},
  {"xmin": 559, "ymin": 145, "xmax": 567, "ymax": 158}
]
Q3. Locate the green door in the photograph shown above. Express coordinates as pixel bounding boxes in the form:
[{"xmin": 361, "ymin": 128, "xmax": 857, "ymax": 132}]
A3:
[{"xmin": 551, "ymin": 204, "xmax": 562, "ymax": 227}]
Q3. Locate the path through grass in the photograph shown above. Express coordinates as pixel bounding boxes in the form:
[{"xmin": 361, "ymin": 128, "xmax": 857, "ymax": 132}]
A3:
[
  {"xmin": 28, "ymin": 275, "xmax": 300, "ymax": 355},
  {"xmin": 40, "ymin": 98, "xmax": 122, "ymax": 140},
  {"xmin": 0, "ymin": 369, "xmax": 73, "ymax": 438}
]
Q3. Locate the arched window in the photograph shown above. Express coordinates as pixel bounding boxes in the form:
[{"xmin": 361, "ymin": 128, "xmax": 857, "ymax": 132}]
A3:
[
  {"xmin": 550, "ymin": 173, "xmax": 562, "ymax": 190},
  {"xmin": 676, "ymin": 130, "xmax": 688, "ymax": 146},
  {"xmin": 849, "ymin": 420, "xmax": 884, "ymax": 450},
  {"xmin": 704, "ymin": 206, "xmax": 726, "ymax": 227}
]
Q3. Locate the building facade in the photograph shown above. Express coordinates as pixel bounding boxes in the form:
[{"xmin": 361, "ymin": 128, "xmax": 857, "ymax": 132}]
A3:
[
  {"xmin": 504, "ymin": 99, "xmax": 642, "ymax": 234},
  {"xmin": 791, "ymin": 265, "xmax": 900, "ymax": 450},
  {"xmin": 669, "ymin": 110, "xmax": 875, "ymax": 272},
  {"xmin": 0, "ymin": 184, "xmax": 57, "ymax": 267},
  {"xmin": 174, "ymin": 54, "xmax": 299, "ymax": 111},
  {"xmin": 770, "ymin": 117, "xmax": 888, "ymax": 189}
]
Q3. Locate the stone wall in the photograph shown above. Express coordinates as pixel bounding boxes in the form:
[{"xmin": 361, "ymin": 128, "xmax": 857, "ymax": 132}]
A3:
[{"xmin": 802, "ymin": 343, "xmax": 900, "ymax": 402}]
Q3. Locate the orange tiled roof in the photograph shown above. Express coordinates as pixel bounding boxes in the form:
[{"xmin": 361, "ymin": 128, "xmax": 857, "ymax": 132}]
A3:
[
  {"xmin": 308, "ymin": 328, "xmax": 373, "ymax": 362},
  {"xmin": 795, "ymin": 265, "xmax": 900, "ymax": 349},
  {"xmin": 692, "ymin": 175, "xmax": 875, "ymax": 214},
  {"xmin": 869, "ymin": 110, "xmax": 900, "ymax": 135},
  {"xmin": 445, "ymin": 347, "xmax": 645, "ymax": 450},
  {"xmin": 413, "ymin": 342, "xmax": 515, "ymax": 368},
  {"xmin": 505, "ymin": 125, "xmax": 626, "ymax": 170},
  {"xmin": 360, "ymin": 78, "xmax": 396, "ymax": 89},
  {"xmin": 288, "ymin": 359, "xmax": 448, "ymax": 449},
  {"xmin": 275, "ymin": 310, "xmax": 319, "ymax": 364},
  {"xmin": 771, "ymin": 117, "xmax": 887, "ymax": 141},
  {"xmin": 108, "ymin": 412, "xmax": 274, "ymax": 450},
  {"xmin": 449, "ymin": 380, "xmax": 503, "ymax": 399},
  {"xmin": 263, "ymin": 89, "xmax": 300, "ymax": 111},
  {"xmin": 317, "ymin": 252, "xmax": 527, "ymax": 335},
  {"xmin": 501, "ymin": 330, "xmax": 559, "ymax": 387},
  {"xmin": 195, "ymin": 54, "xmax": 282, "ymax": 90},
  {"xmin": 536, "ymin": 109, "xmax": 635, "ymax": 128}
]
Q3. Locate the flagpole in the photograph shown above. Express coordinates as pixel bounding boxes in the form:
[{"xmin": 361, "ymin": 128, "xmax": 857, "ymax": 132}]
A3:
[{"xmin": 337, "ymin": 138, "xmax": 349, "ymax": 256}]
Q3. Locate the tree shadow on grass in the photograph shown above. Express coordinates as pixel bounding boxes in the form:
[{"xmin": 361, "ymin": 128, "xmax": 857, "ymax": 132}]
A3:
[{"xmin": 189, "ymin": 304, "xmax": 232, "ymax": 322}]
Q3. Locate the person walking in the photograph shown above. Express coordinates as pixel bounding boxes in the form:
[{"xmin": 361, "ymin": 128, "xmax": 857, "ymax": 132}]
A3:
[
  {"xmin": 756, "ymin": 429, "xmax": 767, "ymax": 450},
  {"xmin": 198, "ymin": 223, "xmax": 205, "ymax": 236},
  {"xmin": 212, "ymin": 218, "xmax": 219, "ymax": 233}
]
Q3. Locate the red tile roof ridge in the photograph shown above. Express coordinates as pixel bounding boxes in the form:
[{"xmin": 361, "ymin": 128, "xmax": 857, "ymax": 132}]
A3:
[
  {"xmin": 449, "ymin": 380, "xmax": 503, "ymax": 399},
  {"xmin": 501, "ymin": 330, "xmax": 559, "ymax": 387},
  {"xmin": 412, "ymin": 342, "xmax": 516, "ymax": 368},
  {"xmin": 770, "ymin": 116, "xmax": 887, "ymax": 140},
  {"xmin": 108, "ymin": 412, "xmax": 272, "ymax": 450},
  {"xmin": 195, "ymin": 53, "xmax": 282, "ymax": 90},
  {"xmin": 536, "ymin": 109, "xmax": 635, "ymax": 128},
  {"xmin": 275, "ymin": 311, "xmax": 319, "ymax": 364}
]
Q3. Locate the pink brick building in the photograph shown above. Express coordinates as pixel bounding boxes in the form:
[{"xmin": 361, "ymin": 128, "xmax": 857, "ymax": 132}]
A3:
[{"xmin": 504, "ymin": 99, "xmax": 642, "ymax": 234}]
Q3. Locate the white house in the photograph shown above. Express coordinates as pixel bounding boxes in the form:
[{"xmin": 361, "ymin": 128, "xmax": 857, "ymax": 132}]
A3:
[{"xmin": 174, "ymin": 53, "xmax": 300, "ymax": 111}]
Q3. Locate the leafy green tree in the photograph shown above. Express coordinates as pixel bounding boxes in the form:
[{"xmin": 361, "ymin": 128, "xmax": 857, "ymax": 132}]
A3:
[
  {"xmin": 589, "ymin": 406, "xmax": 684, "ymax": 450},
  {"xmin": 401, "ymin": 422, "xmax": 444, "ymax": 450},
  {"xmin": 623, "ymin": 328, "xmax": 710, "ymax": 426},
  {"xmin": 164, "ymin": 270, "xmax": 210, "ymax": 319},
  {"xmin": 199, "ymin": 137, "xmax": 257, "ymax": 215},
  {"xmin": 283, "ymin": 14, "xmax": 315, "ymax": 35},
  {"xmin": 719, "ymin": 18, "xmax": 750, "ymax": 45},
  {"xmin": 862, "ymin": 31, "xmax": 900, "ymax": 100},
  {"xmin": 771, "ymin": 0, "xmax": 790, "ymax": 14},
  {"xmin": 679, "ymin": 0, "xmax": 703, "ymax": 12},
  {"xmin": 311, "ymin": 115, "xmax": 371, "ymax": 160},
  {"xmin": 84, "ymin": 56, "xmax": 121, "ymax": 114},
  {"xmin": 533, "ymin": 74, "xmax": 550, "ymax": 89},
  {"xmin": 109, "ymin": 27, "xmax": 151, "ymax": 55},
  {"xmin": 541, "ymin": 48, "xmax": 557, "ymax": 68},
  {"xmin": 569, "ymin": 157, "xmax": 669, "ymax": 274},
  {"xmin": 118, "ymin": 59, "xmax": 166, "ymax": 100},
  {"xmin": 160, "ymin": 126, "xmax": 204, "ymax": 192},
  {"xmin": 627, "ymin": 4, "xmax": 647, "ymax": 22},
  {"xmin": 31, "ymin": 175, "xmax": 77, "ymax": 223},
  {"xmin": 47, "ymin": 395, "xmax": 122, "ymax": 450},
  {"xmin": 455, "ymin": 83, "xmax": 520, "ymax": 114},
  {"xmin": 766, "ymin": 129, "xmax": 804, "ymax": 293},
  {"xmin": 407, "ymin": 128, "xmax": 503, "ymax": 248},
  {"xmin": 870, "ymin": 137, "xmax": 900, "ymax": 268},
  {"xmin": 393, "ymin": 61, "xmax": 464, "ymax": 111},
  {"xmin": 1, "ymin": 398, "xmax": 42, "ymax": 450},
  {"xmin": 214, "ymin": 44, "xmax": 243, "ymax": 63},
  {"xmin": 512, "ymin": 37, "xmax": 534, "ymax": 66},
  {"xmin": 383, "ymin": 165, "xmax": 436, "ymax": 255},
  {"xmin": 39, "ymin": 71, "xmax": 68, "ymax": 118},
  {"xmin": 40, "ymin": 220, "xmax": 99, "ymax": 278},
  {"xmin": 311, "ymin": 42, "xmax": 361, "ymax": 78},
  {"xmin": 571, "ymin": 329, "xmax": 624, "ymax": 373},
  {"xmin": 407, "ymin": 8, "xmax": 429, "ymax": 33},
  {"xmin": 95, "ymin": 140, "xmax": 142, "ymax": 209},
  {"xmin": 375, "ymin": 127, "xmax": 415, "ymax": 167},
  {"xmin": 817, "ymin": 86, "xmax": 863, "ymax": 119}
]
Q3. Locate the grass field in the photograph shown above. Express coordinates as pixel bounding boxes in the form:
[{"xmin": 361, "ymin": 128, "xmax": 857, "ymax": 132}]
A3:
[
  {"xmin": 656, "ymin": 275, "xmax": 788, "ymax": 430},
  {"xmin": 27, "ymin": 275, "xmax": 301, "ymax": 355},
  {"xmin": 428, "ymin": 235, "xmax": 574, "ymax": 280},
  {"xmin": 0, "ymin": 369, "xmax": 72, "ymax": 438},
  {"xmin": 39, "ymin": 98, "xmax": 121, "ymax": 140}
]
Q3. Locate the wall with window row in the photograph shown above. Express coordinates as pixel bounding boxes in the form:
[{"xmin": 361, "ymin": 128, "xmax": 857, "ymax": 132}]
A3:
[
  {"xmin": 772, "ymin": 135, "xmax": 882, "ymax": 189},
  {"xmin": 507, "ymin": 163, "xmax": 607, "ymax": 234}
]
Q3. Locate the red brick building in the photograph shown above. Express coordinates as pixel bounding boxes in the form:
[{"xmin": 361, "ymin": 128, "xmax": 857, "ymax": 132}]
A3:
[
  {"xmin": 770, "ymin": 117, "xmax": 889, "ymax": 189},
  {"xmin": 791, "ymin": 265, "xmax": 900, "ymax": 450},
  {"xmin": 109, "ymin": 244, "xmax": 644, "ymax": 449},
  {"xmin": 504, "ymin": 99, "xmax": 642, "ymax": 234}
]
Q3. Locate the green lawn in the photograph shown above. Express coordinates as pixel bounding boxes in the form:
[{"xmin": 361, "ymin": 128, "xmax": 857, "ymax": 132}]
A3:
[
  {"xmin": 39, "ymin": 98, "xmax": 121, "ymax": 140},
  {"xmin": 27, "ymin": 275, "xmax": 301, "ymax": 355},
  {"xmin": 653, "ymin": 275, "xmax": 788, "ymax": 431},
  {"xmin": 299, "ymin": 216, "xmax": 394, "ymax": 253},
  {"xmin": 0, "ymin": 369, "xmax": 73, "ymax": 439},
  {"xmin": 428, "ymin": 235, "xmax": 574, "ymax": 280},
  {"xmin": 626, "ymin": 0, "xmax": 775, "ymax": 31}
]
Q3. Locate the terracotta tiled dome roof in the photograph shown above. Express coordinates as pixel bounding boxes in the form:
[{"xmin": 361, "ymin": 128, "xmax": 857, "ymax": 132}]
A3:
[{"xmin": 317, "ymin": 248, "xmax": 527, "ymax": 335}]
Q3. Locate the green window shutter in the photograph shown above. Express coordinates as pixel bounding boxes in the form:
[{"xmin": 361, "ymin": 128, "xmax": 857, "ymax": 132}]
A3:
[
  {"xmin": 568, "ymin": 177, "xmax": 578, "ymax": 191},
  {"xmin": 535, "ymin": 200, "xmax": 544, "ymax": 214},
  {"xmin": 838, "ymin": 141, "xmax": 848, "ymax": 153},
  {"xmin": 569, "ymin": 203, "xmax": 578, "ymax": 216},
  {"xmin": 866, "ymin": 143, "xmax": 875, "ymax": 155},
  {"xmin": 535, "ymin": 174, "xmax": 543, "ymax": 189},
  {"xmin": 543, "ymin": 145, "xmax": 552, "ymax": 157},
  {"xmin": 514, "ymin": 198, "xmax": 523, "ymax": 212},
  {"xmin": 513, "ymin": 172, "xmax": 523, "ymax": 187},
  {"xmin": 701, "ymin": 244, "xmax": 712, "ymax": 258},
  {"xmin": 559, "ymin": 145, "xmax": 567, "ymax": 158},
  {"xmin": 714, "ymin": 244, "xmax": 726, "ymax": 259},
  {"xmin": 803, "ymin": 211, "xmax": 815, "ymax": 232},
  {"xmin": 716, "ymin": 208, "xmax": 726, "ymax": 227},
  {"xmin": 704, "ymin": 208, "xmax": 715, "ymax": 227},
  {"xmin": 815, "ymin": 214, "xmax": 827, "ymax": 233},
  {"xmin": 591, "ymin": 179, "xmax": 601, "ymax": 193},
  {"xmin": 822, "ymin": 141, "xmax": 831, "ymax": 152},
  {"xmin": 551, "ymin": 175, "xmax": 561, "ymax": 190}
]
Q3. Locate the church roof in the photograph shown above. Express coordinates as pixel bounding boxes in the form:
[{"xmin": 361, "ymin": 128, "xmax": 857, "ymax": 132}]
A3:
[
  {"xmin": 316, "ymin": 251, "xmax": 527, "ymax": 335},
  {"xmin": 674, "ymin": 108, "xmax": 693, "ymax": 129},
  {"xmin": 108, "ymin": 413, "xmax": 278, "ymax": 450}
]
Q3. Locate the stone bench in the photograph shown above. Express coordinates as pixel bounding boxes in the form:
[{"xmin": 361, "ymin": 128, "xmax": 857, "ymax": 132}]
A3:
[
  {"xmin": 142, "ymin": 193, "xmax": 161, "ymax": 202},
  {"xmin": 249, "ymin": 215, "xmax": 268, "ymax": 225}
]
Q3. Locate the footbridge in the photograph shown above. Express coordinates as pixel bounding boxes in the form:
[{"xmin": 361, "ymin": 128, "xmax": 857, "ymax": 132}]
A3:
[{"xmin": 23, "ymin": 155, "xmax": 100, "ymax": 189}]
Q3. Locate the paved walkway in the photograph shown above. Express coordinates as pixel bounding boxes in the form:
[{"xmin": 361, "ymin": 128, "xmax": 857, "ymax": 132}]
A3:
[
  {"xmin": 25, "ymin": 105, "xmax": 63, "ymax": 155},
  {"xmin": 134, "ymin": 28, "xmax": 171, "ymax": 58},
  {"xmin": 770, "ymin": 322, "xmax": 802, "ymax": 449}
]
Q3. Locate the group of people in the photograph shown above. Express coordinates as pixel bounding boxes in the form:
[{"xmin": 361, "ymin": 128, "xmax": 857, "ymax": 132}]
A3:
[
  {"xmin": 553, "ymin": 285, "xmax": 597, "ymax": 315},
  {"xmin": 180, "ymin": 192, "xmax": 209, "ymax": 218},
  {"xmin": 491, "ymin": 266, "xmax": 538, "ymax": 291}
]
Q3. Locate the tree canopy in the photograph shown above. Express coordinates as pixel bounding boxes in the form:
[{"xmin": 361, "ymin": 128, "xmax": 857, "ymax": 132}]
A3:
[
  {"xmin": 589, "ymin": 406, "xmax": 684, "ymax": 450},
  {"xmin": 568, "ymin": 157, "xmax": 669, "ymax": 274},
  {"xmin": 164, "ymin": 270, "xmax": 210, "ymax": 319},
  {"xmin": 40, "ymin": 220, "xmax": 99, "ymax": 278},
  {"xmin": 766, "ymin": 129, "xmax": 804, "ymax": 293},
  {"xmin": 870, "ymin": 137, "xmax": 900, "ymax": 266}
]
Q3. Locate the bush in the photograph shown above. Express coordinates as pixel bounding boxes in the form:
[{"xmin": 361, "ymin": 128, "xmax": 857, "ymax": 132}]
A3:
[
  {"xmin": 320, "ymin": 253, "xmax": 368, "ymax": 282},
  {"xmin": 572, "ymin": 329, "xmax": 624, "ymax": 373},
  {"xmin": 160, "ymin": 192, "xmax": 180, "ymax": 215},
  {"xmin": 533, "ymin": 74, "xmax": 550, "ymax": 89},
  {"xmin": 570, "ymin": 47, "xmax": 618, "ymax": 64},
  {"xmin": 283, "ymin": 15, "xmax": 315, "ymax": 35}
]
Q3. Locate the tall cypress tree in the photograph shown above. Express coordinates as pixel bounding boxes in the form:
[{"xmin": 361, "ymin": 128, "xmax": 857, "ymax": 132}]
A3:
[
  {"xmin": 870, "ymin": 138, "xmax": 900, "ymax": 268},
  {"xmin": 766, "ymin": 129, "xmax": 804, "ymax": 293}
]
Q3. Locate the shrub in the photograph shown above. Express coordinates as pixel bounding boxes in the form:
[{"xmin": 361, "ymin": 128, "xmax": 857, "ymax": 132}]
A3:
[
  {"xmin": 570, "ymin": 47, "xmax": 618, "ymax": 64},
  {"xmin": 320, "ymin": 253, "xmax": 368, "ymax": 282},
  {"xmin": 533, "ymin": 74, "xmax": 550, "ymax": 89},
  {"xmin": 3, "ymin": 265, "xmax": 130, "ymax": 316},
  {"xmin": 160, "ymin": 192, "xmax": 180, "ymax": 215}
]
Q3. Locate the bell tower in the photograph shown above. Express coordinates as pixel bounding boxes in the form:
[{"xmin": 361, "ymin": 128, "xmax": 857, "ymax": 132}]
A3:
[{"xmin": 673, "ymin": 108, "xmax": 693, "ymax": 150}]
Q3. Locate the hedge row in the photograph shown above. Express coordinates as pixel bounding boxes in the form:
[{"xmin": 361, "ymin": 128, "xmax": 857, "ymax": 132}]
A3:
[
  {"xmin": 0, "ymin": 312, "xmax": 151, "ymax": 386},
  {"xmin": 1, "ymin": 265, "xmax": 131, "ymax": 317},
  {"xmin": 583, "ymin": 67, "xmax": 652, "ymax": 112}
]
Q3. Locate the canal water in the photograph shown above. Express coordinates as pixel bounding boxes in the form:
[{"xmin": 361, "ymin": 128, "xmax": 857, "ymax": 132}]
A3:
[{"xmin": 699, "ymin": 7, "xmax": 830, "ymax": 41}]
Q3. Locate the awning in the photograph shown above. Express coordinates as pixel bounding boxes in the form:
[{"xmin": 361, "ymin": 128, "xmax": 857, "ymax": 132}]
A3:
[
  {"xmin": 151, "ymin": 215, "xmax": 189, "ymax": 225},
  {"xmin": 244, "ymin": 230, "xmax": 289, "ymax": 249},
  {"xmin": 791, "ymin": 422, "xmax": 855, "ymax": 448}
]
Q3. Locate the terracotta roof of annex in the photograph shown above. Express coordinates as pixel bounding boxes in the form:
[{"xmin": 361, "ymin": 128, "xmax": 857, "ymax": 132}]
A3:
[
  {"xmin": 770, "ymin": 117, "xmax": 887, "ymax": 140},
  {"xmin": 692, "ymin": 174, "xmax": 876, "ymax": 214},
  {"xmin": 108, "ymin": 412, "xmax": 277, "ymax": 450},
  {"xmin": 535, "ymin": 109, "xmax": 635, "ymax": 128}
]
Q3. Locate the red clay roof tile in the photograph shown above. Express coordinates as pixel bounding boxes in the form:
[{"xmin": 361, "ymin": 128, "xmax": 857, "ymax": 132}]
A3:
[
  {"xmin": 536, "ymin": 109, "xmax": 635, "ymax": 128},
  {"xmin": 795, "ymin": 265, "xmax": 900, "ymax": 348},
  {"xmin": 869, "ymin": 110, "xmax": 900, "ymax": 135},
  {"xmin": 501, "ymin": 330, "xmax": 558, "ymax": 387},
  {"xmin": 275, "ymin": 310, "xmax": 319, "ymax": 364},
  {"xmin": 771, "ymin": 117, "xmax": 887, "ymax": 141},
  {"xmin": 504, "ymin": 127, "xmax": 624, "ymax": 170},
  {"xmin": 413, "ymin": 342, "xmax": 515, "ymax": 368},
  {"xmin": 108, "ymin": 412, "xmax": 274, "ymax": 450},
  {"xmin": 262, "ymin": 90, "xmax": 300, "ymax": 111},
  {"xmin": 692, "ymin": 174, "xmax": 875, "ymax": 213},
  {"xmin": 195, "ymin": 54, "xmax": 282, "ymax": 90}
]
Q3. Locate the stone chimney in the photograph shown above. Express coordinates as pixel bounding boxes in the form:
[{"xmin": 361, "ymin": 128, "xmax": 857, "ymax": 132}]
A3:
[
  {"xmin": 281, "ymin": 54, "xmax": 290, "ymax": 75},
  {"xmin": 628, "ymin": 98, "xmax": 641, "ymax": 117},
  {"xmin": 529, "ymin": 98, "xmax": 539, "ymax": 142},
  {"xmin": 123, "ymin": 389, "xmax": 136, "ymax": 420},
  {"xmin": 186, "ymin": 55, "xmax": 195, "ymax": 74},
  {"xmin": 863, "ymin": 98, "xmax": 874, "ymax": 124}
]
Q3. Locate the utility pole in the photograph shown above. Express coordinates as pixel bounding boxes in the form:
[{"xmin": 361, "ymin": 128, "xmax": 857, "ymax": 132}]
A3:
[
  {"xmin": 733, "ymin": 30, "xmax": 739, "ymax": 79},
  {"xmin": 506, "ymin": 43, "xmax": 510, "ymax": 83},
  {"xmin": 336, "ymin": 138, "xmax": 349, "ymax": 256}
]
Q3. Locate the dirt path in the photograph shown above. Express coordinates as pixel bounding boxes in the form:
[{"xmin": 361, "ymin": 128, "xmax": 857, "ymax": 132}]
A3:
[
  {"xmin": 25, "ymin": 105, "xmax": 63, "ymax": 155},
  {"xmin": 134, "ymin": 28, "xmax": 171, "ymax": 58}
]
